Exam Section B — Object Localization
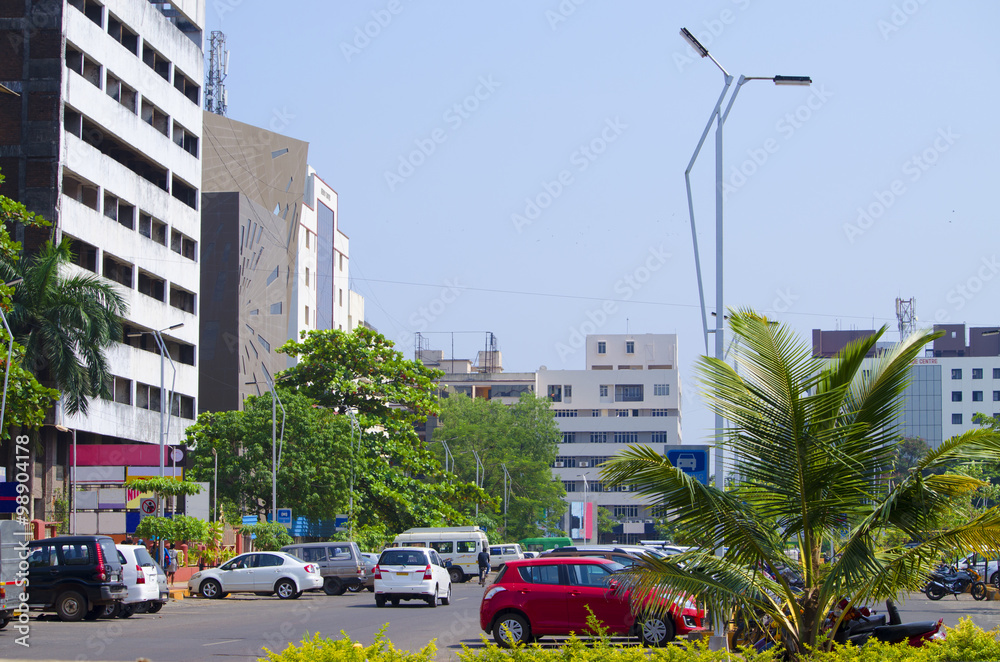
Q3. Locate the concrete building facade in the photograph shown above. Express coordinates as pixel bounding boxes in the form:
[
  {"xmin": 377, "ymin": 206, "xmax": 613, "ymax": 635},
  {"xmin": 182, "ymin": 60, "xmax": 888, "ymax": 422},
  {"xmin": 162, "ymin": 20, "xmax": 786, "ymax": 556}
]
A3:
[{"xmin": 0, "ymin": 0, "xmax": 205, "ymax": 521}]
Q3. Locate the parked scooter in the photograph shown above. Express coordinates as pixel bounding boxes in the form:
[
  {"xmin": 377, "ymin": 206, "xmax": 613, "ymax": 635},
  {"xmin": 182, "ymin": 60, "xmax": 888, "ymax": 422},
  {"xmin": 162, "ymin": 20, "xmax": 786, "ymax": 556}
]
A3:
[
  {"xmin": 834, "ymin": 599, "xmax": 944, "ymax": 647},
  {"xmin": 924, "ymin": 565, "xmax": 988, "ymax": 601}
]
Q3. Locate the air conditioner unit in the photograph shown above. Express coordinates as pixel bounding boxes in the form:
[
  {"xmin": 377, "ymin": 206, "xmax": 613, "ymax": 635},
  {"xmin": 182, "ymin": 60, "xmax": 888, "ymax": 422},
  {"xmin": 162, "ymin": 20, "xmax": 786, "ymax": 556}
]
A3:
[
  {"xmin": 553, "ymin": 461, "xmax": 565, "ymax": 468},
  {"xmin": 579, "ymin": 461, "xmax": 590, "ymax": 468},
  {"xmin": 644, "ymin": 519, "xmax": 654, "ymax": 524}
]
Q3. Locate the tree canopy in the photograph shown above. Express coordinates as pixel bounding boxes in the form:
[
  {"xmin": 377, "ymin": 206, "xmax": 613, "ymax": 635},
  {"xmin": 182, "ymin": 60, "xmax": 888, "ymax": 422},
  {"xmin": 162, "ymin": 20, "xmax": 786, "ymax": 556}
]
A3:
[
  {"xmin": 432, "ymin": 393, "xmax": 565, "ymax": 540},
  {"xmin": 602, "ymin": 310, "xmax": 1000, "ymax": 659}
]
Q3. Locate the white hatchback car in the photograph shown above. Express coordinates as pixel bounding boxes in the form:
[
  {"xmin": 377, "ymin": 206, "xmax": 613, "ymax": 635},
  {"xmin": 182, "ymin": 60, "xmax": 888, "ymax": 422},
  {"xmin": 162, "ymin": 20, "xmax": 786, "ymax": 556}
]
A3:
[
  {"xmin": 112, "ymin": 544, "xmax": 160, "ymax": 617},
  {"xmin": 373, "ymin": 547, "xmax": 451, "ymax": 607},
  {"xmin": 188, "ymin": 551, "xmax": 323, "ymax": 600}
]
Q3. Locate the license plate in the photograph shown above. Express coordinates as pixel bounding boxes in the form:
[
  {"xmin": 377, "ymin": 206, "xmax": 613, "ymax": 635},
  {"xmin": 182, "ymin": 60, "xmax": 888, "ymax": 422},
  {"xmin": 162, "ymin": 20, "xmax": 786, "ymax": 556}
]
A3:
[{"xmin": 396, "ymin": 572, "xmax": 408, "ymax": 576}]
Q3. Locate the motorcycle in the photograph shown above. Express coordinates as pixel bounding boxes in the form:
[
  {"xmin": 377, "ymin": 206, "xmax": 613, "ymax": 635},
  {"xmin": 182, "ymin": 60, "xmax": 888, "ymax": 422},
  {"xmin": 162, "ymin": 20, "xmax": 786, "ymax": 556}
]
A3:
[
  {"xmin": 924, "ymin": 565, "xmax": 988, "ymax": 601},
  {"xmin": 832, "ymin": 599, "xmax": 944, "ymax": 647}
]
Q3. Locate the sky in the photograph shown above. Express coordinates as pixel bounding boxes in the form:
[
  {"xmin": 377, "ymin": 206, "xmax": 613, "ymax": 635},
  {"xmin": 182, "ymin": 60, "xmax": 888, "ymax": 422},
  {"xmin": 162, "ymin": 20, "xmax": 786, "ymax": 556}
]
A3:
[{"xmin": 207, "ymin": 1, "xmax": 1000, "ymax": 445}]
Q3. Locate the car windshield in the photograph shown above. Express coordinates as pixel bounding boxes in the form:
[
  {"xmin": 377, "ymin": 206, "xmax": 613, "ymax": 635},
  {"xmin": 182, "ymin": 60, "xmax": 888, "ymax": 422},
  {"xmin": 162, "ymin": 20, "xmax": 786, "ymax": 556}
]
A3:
[
  {"xmin": 134, "ymin": 547, "xmax": 156, "ymax": 567},
  {"xmin": 380, "ymin": 550, "xmax": 427, "ymax": 566}
]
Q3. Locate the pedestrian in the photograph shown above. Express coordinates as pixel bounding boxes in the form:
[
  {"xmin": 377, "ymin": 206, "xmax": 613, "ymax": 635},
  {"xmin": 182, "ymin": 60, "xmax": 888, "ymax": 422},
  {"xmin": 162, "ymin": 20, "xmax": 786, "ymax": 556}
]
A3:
[
  {"xmin": 477, "ymin": 547, "xmax": 491, "ymax": 586},
  {"xmin": 166, "ymin": 543, "xmax": 178, "ymax": 585}
]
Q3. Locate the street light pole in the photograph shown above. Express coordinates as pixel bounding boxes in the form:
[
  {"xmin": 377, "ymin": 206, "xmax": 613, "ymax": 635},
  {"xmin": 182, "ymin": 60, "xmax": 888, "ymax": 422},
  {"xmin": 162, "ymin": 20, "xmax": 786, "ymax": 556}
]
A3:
[
  {"xmin": 680, "ymin": 26, "xmax": 811, "ymax": 651},
  {"xmin": 211, "ymin": 448, "xmax": 218, "ymax": 522},
  {"xmin": 579, "ymin": 473, "xmax": 589, "ymax": 545},
  {"xmin": 346, "ymin": 409, "xmax": 359, "ymax": 540},
  {"xmin": 472, "ymin": 449, "xmax": 483, "ymax": 517}
]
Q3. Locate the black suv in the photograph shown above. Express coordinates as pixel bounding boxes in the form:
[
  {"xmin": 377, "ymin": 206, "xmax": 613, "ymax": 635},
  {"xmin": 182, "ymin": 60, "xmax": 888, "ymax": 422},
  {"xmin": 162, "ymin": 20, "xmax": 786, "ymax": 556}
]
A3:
[{"xmin": 26, "ymin": 536, "xmax": 126, "ymax": 621}]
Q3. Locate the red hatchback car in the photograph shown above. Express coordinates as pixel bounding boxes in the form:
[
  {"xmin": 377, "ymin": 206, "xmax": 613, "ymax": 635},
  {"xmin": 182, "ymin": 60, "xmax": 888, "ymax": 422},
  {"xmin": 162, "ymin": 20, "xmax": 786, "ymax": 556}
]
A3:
[{"xmin": 480, "ymin": 557, "xmax": 705, "ymax": 647}]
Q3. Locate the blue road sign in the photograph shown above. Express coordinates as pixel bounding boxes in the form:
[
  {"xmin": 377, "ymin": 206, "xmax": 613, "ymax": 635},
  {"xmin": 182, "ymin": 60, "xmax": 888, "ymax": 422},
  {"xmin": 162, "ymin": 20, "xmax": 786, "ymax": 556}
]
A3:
[
  {"xmin": 666, "ymin": 447, "xmax": 709, "ymax": 485},
  {"xmin": 242, "ymin": 515, "xmax": 258, "ymax": 526},
  {"xmin": 276, "ymin": 508, "xmax": 292, "ymax": 526}
]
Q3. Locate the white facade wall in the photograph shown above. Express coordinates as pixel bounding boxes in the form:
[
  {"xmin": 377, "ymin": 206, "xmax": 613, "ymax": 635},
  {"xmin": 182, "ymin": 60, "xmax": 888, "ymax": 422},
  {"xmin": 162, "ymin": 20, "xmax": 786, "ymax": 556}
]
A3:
[
  {"xmin": 58, "ymin": 0, "xmax": 204, "ymax": 445},
  {"xmin": 938, "ymin": 357, "xmax": 1000, "ymax": 439}
]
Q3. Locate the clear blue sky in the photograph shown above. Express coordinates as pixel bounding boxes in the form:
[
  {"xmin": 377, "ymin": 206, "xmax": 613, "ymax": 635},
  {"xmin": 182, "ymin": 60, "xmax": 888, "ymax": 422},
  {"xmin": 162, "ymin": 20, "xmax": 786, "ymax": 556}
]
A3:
[{"xmin": 208, "ymin": 1, "xmax": 1000, "ymax": 444}]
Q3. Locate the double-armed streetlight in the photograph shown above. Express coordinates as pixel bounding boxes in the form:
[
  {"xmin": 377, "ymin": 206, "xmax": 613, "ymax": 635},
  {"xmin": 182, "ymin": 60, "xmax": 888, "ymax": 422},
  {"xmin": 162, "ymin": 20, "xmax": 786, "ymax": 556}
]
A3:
[{"xmin": 245, "ymin": 372, "xmax": 286, "ymax": 523}]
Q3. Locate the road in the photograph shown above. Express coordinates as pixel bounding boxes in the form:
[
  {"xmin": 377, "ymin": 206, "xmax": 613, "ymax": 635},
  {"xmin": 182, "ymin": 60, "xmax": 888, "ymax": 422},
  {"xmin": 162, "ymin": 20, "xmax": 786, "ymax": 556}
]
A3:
[{"xmin": 0, "ymin": 588, "xmax": 997, "ymax": 662}]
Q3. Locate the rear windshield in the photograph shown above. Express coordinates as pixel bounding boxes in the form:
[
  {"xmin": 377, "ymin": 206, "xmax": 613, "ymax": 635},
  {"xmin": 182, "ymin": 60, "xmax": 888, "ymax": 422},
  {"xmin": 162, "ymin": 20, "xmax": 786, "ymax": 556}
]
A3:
[
  {"xmin": 380, "ymin": 549, "xmax": 428, "ymax": 566},
  {"xmin": 134, "ymin": 547, "xmax": 156, "ymax": 567},
  {"xmin": 99, "ymin": 540, "xmax": 120, "ymax": 567}
]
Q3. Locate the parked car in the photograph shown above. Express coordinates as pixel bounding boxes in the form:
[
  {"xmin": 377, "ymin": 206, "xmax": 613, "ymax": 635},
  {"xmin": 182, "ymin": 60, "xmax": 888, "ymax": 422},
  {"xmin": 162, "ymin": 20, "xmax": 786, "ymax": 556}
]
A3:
[
  {"xmin": 107, "ymin": 545, "xmax": 161, "ymax": 618},
  {"xmin": 356, "ymin": 552, "xmax": 379, "ymax": 593},
  {"xmin": 489, "ymin": 544, "xmax": 525, "ymax": 570},
  {"xmin": 480, "ymin": 557, "xmax": 705, "ymax": 647},
  {"xmin": 25, "ymin": 535, "xmax": 127, "ymax": 621},
  {"xmin": 522, "ymin": 551, "xmax": 539, "ymax": 559},
  {"xmin": 542, "ymin": 545, "xmax": 663, "ymax": 567},
  {"xmin": 281, "ymin": 542, "xmax": 366, "ymax": 595},
  {"xmin": 959, "ymin": 553, "xmax": 999, "ymax": 585},
  {"xmin": 188, "ymin": 551, "xmax": 323, "ymax": 600},
  {"xmin": 373, "ymin": 546, "xmax": 452, "ymax": 608}
]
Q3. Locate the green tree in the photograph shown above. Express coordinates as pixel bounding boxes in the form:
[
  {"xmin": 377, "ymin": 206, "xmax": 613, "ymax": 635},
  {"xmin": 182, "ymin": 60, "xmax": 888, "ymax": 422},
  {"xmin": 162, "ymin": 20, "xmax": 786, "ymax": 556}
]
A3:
[
  {"xmin": 278, "ymin": 327, "xmax": 488, "ymax": 533},
  {"xmin": 239, "ymin": 521, "xmax": 293, "ymax": 551},
  {"xmin": 602, "ymin": 311, "xmax": 1000, "ymax": 659},
  {"xmin": 433, "ymin": 393, "xmax": 565, "ymax": 540},
  {"xmin": 185, "ymin": 388, "xmax": 351, "ymax": 522},
  {"xmin": 0, "ymin": 238, "xmax": 127, "ymax": 415},
  {"xmin": 891, "ymin": 436, "xmax": 931, "ymax": 479}
]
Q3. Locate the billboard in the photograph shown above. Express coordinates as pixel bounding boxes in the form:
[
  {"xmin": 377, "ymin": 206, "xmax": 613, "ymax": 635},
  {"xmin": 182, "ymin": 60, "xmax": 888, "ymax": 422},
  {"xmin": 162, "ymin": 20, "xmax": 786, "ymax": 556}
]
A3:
[{"xmin": 569, "ymin": 501, "xmax": 594, "ymax": 540}]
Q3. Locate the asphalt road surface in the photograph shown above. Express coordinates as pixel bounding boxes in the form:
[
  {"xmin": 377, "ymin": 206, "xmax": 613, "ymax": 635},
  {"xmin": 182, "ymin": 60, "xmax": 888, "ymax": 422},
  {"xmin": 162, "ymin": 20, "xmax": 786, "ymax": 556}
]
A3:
[{"xmin": 1, "ymin": 588, "xmax": 997, "ymax": 662}]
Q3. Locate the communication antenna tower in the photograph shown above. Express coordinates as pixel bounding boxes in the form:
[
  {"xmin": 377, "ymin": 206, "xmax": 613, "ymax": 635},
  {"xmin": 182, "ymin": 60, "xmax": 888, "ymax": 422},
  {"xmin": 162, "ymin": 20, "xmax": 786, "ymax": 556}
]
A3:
[
  {"xmin": 206, "ymin": 31, "xmax": 229, "ymax": 116},
  {"xmin": 896, "ymin": 297, "xmax": 916, "ymax": 341}
]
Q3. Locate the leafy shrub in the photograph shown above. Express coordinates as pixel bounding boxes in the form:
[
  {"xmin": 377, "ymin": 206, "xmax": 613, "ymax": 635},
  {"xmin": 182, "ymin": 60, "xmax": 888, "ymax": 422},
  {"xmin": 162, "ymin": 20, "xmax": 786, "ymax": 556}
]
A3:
[
  {"xmin": 239, "ymin": 521, "xmax": 293, "ymax": 551},
  {"xmin": 261, "ymin": 628, "xmax": 434, "ymax": 662}
]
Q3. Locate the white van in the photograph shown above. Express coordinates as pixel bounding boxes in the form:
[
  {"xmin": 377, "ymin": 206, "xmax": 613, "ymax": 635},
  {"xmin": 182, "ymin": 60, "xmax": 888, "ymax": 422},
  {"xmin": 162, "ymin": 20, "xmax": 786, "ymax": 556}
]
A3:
[
  {"xmin": 488, "ymin": 543, "xmax": 525, "ymax": 570},
  {"xmin": 390, "ymin": 526, "xmax": 489, "ymax": 583}
]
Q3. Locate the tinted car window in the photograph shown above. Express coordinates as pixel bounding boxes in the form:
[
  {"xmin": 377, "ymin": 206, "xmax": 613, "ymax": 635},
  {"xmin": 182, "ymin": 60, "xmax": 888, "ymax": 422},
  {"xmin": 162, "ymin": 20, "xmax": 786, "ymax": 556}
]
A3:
[
  {"xmin": 430, "ymin": 541, "xmax": 453, "ymax": 554},
  {"xmin": 300, "ymin": 547, "xmax": 326, "ymax": 563},
  {"xmin": 490, "ymin": 546, "xmax": 500, "ymax": 555},
  {"xmin": 223, "ymin": 554, "xmax": 253, "ymax": 570},
  {"xmin": 611, "ymin": 554, "xmax": 637, "ymax": 566},
  {"xmin": 117, "ymin": 551, "xmax": 127, "ymax": 564},
  {"xmin": 28, "ymin": 545, "xmax": 56, "ymax": 568},
  {"xmin": 258, "ymin": 554, "xmax": 284, "ymax": 567},
  {"xmin": 457, "ymin": 540, "xmax": 477, "ymax": 553},
  {"xmin": 569, "ymin": 563, "xmax": 612, "ymax": 586},
  {"xmin": 517, "ymin": 564, "xmax": 562, "ymax": 585},
  {"xmin": 99, "ymin": 539, "xmax": 119, "ymax": 565},
  {"xmin": 60, "ymin": 542, "xmax": 92, "ymax": 565},
  {"xmin": 134, "ymin": 547, "xmax": 156, "ymax": 566},
  {"xmin": 430, "ymin": 550, "xmax": 442, "ymax": 566},
  {"xmin": 328, "ymin": 545, "xmax": 351, "ymax": 559},
  {"xmin": 380, "ymin": 549, "xmax": 427, "ymax": 566}
]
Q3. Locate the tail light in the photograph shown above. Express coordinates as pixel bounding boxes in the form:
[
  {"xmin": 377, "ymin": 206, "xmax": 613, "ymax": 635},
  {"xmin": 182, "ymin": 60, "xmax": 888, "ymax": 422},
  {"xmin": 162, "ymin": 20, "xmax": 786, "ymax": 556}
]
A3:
[
  {"xmin": 94, "ymin": 543, "xmax": 107, "ymax": 581},
  {"xmin": 303, "ymin": 564, "xmax": 317, "ymax": 574},
  {"xmin": 373, "ymin": 565, "xmax": 382, "ymax": 580},
  {"xmin": 423, "ymin": 564, "xmax": 433, "ymax": 580},
  {"xmin": 358, "ymin": 565, "xmax": 364, "ymax": 574},
  {"xmin": 484, "ymin": 586, "xmax": 506, "ymax": 600},
  {"xmin": 136, "ymin": 564, "xmax": 145, "ymax": 584}
]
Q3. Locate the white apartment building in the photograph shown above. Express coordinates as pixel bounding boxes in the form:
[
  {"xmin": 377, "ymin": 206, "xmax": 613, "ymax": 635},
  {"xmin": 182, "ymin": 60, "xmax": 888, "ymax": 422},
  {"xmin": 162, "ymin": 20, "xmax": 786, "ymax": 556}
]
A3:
[{"xmin": 536, "ymin": 334, "xmax": 682, "ymax": 543}]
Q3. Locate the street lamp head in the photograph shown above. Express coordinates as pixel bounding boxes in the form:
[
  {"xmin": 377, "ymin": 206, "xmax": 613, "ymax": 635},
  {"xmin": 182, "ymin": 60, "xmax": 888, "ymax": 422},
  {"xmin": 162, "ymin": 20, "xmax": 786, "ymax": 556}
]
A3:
[
  {"xmin": 680, "ymin": 28, "xmax": 710, "ymax": 58},
  {"xmin": 773, "ymin": 75, "xmax": 812, "ymax": 86},
  {"xmin": 167, "ymin": 322, "xmax": 184, "ymax": 330},
  {"xmin": 55, "ymin": 424, "xmax": 69, "ymax": 432},
  {"xmin": 4, "ymin": 278, "xmax": 23, "ymax": 287}
]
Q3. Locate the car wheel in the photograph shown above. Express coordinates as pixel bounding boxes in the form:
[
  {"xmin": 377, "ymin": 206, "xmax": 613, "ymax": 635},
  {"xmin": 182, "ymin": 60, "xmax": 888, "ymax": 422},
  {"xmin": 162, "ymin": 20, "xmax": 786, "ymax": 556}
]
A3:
[
  {"xmin": 390, "ymin": 598, "xmax": 399, "ymax": 607},
  {"xmin": 426, "ymin": 585, "xmax": 438, "ymax": 608},
  {"xmin": 493, "ymin": 612, "xmax": 530, "ymax": 647},
  {"xmin": 925, "ymin": 584, "xmax": 946, "ymax": 601},
  {"xmin": 440, "ymin": 586, "xmax": 451, "ymax": 606},
  {"xmin": 347, "ymin": 582, "xmax": 365, "ymax": 593},
  {"xmin": 991, "ymin": 571, "xmax": 999, "ymax": 588},
  {"xmin": 55, "ymin": 591, "xmax": 88, "ymax": 622},
  {"xmin": 448, "ymin": 567, "xmax": 464, "ymax": 584},
  {"xmin": 375, "ymin": 595, "xmax": 386, "ymax": 608},
  {"xmin": 100, "ymin": 602, "xmax": 120, "ymax": 619},
  {"xmin": 201, "ymin": 579, "xmax": 224, "ymax": 599},
  {"xmin": 148, "ymin": 602, "xmax": 163, "ymax": 614},
  {"xmin": 0, "ymin": 616, "xmax": 9, "ymax": 629},
  {"xmin": 119, "ymin": 604, "xmax": 135, "ymax": 618},
  {"xmin": 275, "ymin": 579, "xmax": 298, "ymax": 599},
  {"xmin": 323, "ymin": 578, "xmax": 345, "ymax": 596},
  {"xmin": 639, "ymin": 614, "xmax": 675, "ymax": 647}
]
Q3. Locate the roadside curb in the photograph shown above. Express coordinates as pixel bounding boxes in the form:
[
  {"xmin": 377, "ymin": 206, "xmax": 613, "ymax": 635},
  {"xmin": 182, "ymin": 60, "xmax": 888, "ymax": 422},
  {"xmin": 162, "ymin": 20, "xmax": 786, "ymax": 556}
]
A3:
[{"xmin": 169, "ymin": 587, "xmax": 190, "ymax": 600}]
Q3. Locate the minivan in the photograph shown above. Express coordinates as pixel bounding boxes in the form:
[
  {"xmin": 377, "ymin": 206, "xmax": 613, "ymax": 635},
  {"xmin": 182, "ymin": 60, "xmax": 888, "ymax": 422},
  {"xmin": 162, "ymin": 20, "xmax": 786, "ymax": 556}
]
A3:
[
  {"xmin": 281, "ymin": 541, "xmax": 366, "ymax": 595},
  {"xmin": 390, "ymin": 526, "xmax": 488, "ymax": 583}
]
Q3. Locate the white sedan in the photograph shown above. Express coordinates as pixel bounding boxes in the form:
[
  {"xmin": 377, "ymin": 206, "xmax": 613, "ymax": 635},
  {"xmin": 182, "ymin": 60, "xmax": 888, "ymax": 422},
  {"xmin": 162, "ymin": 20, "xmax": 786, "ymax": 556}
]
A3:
[
  {"xmin": 373, "ymin": 547, "xmax": 451, "ymax": 607},
  {"xmin": 189, "ymin": 551, "xmax": 323, "ymax": 600}
]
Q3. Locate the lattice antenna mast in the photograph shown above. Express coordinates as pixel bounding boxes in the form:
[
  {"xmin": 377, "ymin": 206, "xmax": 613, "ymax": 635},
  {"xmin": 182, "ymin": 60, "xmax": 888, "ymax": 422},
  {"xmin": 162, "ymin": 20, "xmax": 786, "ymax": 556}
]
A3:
[
  {"xmin": 896, "ymin": 297, "xmax": 916, "ymax": 341},
  {"xmin": 206, "ymin": 31, "xmax": 229, "ymax": 116}
]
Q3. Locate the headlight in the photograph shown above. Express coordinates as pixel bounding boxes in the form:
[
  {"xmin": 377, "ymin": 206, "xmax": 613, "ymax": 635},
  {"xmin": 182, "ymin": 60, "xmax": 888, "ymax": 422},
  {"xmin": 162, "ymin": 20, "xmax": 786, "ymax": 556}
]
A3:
[{"xmin": 190, "ymin": 572, "xmax": 201, "ymax": 581}]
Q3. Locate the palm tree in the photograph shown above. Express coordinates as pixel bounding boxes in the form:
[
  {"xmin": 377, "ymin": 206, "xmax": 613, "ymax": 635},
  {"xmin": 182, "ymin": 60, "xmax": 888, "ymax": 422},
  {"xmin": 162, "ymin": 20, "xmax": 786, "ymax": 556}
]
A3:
[
  {"xmin": 0, "ymin": 238, "xmax": 127, "ymax": 415},
  {"xmin": 602, "ymin": 309, "xmax": 1000, "ymax": 659}
]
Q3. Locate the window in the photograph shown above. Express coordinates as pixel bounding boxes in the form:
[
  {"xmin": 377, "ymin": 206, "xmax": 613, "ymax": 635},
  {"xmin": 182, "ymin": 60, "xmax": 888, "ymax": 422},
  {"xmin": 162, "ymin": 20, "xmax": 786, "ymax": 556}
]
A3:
[
  {"xmin": 304, "ymin": 306, "xmax": 310, "ymax": 325},
  {"xmin": 591, "ymin": 409, "xmax": 601, "ymax": 417},
  {"xmin": 554, "ymin": 410, "xmax": 578, "ymax": 418},
  {"xmin": 994, "ymin": 391, "xmax": 1000, "ymax": 402},
  {"xmin": 339, "ymin": 253, "xmax": 344, "ymax": 271},
  {"xmin": 553, "ymin": 456, "xmax": 576, "ymax": 468},
  {"xmin": 562, "ymin": 432, "xmax": 576, "ymax": 444},
  {"xmin": 106, "ymin": 12, "xmax": 138, "ymax": 54},
  {"xmin": 60, "ymin": 542, "xmax": 92, "ymax": 565},
  {"xmin": 973, "ymin": 368, "xmax": 984, "ymax": 379},
  {"xmin": 136, "ymin": 383, "xmax": 161, "ymax": 412},
  {"xmin": 102, "ymin": 375, "xmax": 131, "ymax": 405},
  {"xmin": 564, "ymin": 385, "xmax": 572, "ymax": 397},
  {"xmin": 339, "ymin": 288, "xmax": 343, "ymax": 307},
  {"xmin": 568, "ymin": 563, "xmax": 611, "ymax": 587},
  {"xmin": 172, "ymin": 175, "xmax": 198, "ymax": 209},
  {"xmin": 994, "ymin": 368, "xmax": 1000, "ymax": 379},
  {"xmin": 599, "ymin": 385, "xmax": 609, "ymax": 397},
  {"xmin": 616, "ymin": 409, "xmax": 629, "ymax": 417},
  {"xmin": 139, "ymin": 213, "xmax": 167, "ymax": 245},
  {"xmin": 142, "ymin": 41, "xmax": 171, "ymax": 81},
  {"xmin": 102, "ymin": 256, "xmax": 133, "ymax": 288},
  {"xmin": 952, "ymin": 391, "xmax": 963, "ymax": 402},
  {"xmin": 952, "ymin": 369, "xmax": 963, "ymax": 379},
  {"xmin": 258, "ymin": 553, "xmax": 284, "ymax": 567},
  {"xmin": 27, "ymin": 544, "xmax": 56, "ymax": 568},
  {"xmin": 305, "ymin": 231, "xmax": 310, "ymax": 248},
  {"xmin": 952, "ymin": 413, "xmax": 963, "ymax": 424},
  {"xmin": 172, "ymin": 121, "xmax": 199, "ymax": 157},
  {"xmin": 169, "ymin": 285, "xmax": 195, "ymax": 313},
  {"xmin": 105, "ymin": 72, "xmax": 136, "ymax": 113},
  {"xmin": 651, "ymin": 431, "xmax": 668, "ymax": 444},
  {"xmin": 170, "ymin": 229, "xmax": 197, "ymax": 260},
  {"xmin": 615, "ymin": 384, "xmax": 643, "ymax": 402},
  {"xmin": 973, "ymin": 391, "xmax": 984, "ymax": 402},
  {"xmin": 597, "ymin": 341, "xmax": 606, "ymax": 354},
  {"xmin": 547, "ymin": 385, "xmax": 562, "ymax": 402},
  {"xmin": 589, "ymin": 481, "xmax": 604, "ymax": 492},
  {"xmin": 137, "ymin": 271, "xmax": 164, "ymax": 301},
  {"xmin": 614, "ymin": 505, "xmax": 639, "ymax": 518},
  {"xmin": 305, "ymin": 268, "xmax": 310, "ymax": 287},
  {"xmin": 173, "ymin": 68, "xmax": 201, "ymax": 104},
  {"xmin": 518, "ymin": 564, "xmax": 562, "ymax": 585},
  {"xmin": 614, "ymin": 432, "xmax": 638, "ymax": 444},
  {"xmin": 590, "ymin": 432, "xmax": 607, "ymax": 443},
  {"xmin": 626, "ymin": 341, "xmax": 635, "ymax": 354},
  {"xmin": 654, "ymin": 384, "xmax": 669, "ymax": 396},
  {"xmin": 651, "ymin": 409, "xmax": 670, "ymax": 417},
  {"xmin": 140, "ymin": 98, "xmax": 169, "ymax": 136},
  {"xmin": 563, "ymin": 480, "xmax": 577, "ymax": 492},
  {"xmin": 430, "ymin": 541, "xmax": 453, "ymax": 554},
  {"xmin": 456, "ymin": 540, "xmax": 477, "ymax": 554},
  {"xmin": 170, "ymin": 393, "xmax": 195, "ymax": 419}
]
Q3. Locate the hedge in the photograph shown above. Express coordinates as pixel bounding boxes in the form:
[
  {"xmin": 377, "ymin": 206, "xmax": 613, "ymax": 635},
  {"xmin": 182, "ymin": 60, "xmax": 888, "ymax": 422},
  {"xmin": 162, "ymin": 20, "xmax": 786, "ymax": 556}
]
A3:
[{"xmin": 260, "ymin": 618, "xmax": 1000, "ymax": 662}]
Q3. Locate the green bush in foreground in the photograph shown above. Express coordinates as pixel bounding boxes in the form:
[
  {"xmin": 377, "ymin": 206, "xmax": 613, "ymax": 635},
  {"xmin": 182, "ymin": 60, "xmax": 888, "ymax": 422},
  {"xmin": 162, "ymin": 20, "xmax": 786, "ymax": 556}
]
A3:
[{"xmin": 261, "ymin": 618, "xmax": 1000, "ymax": 661}]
